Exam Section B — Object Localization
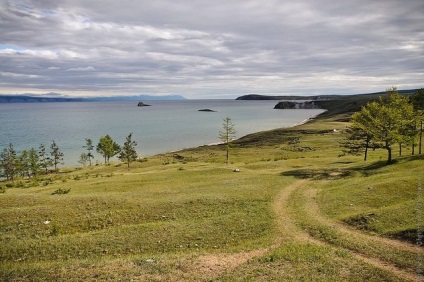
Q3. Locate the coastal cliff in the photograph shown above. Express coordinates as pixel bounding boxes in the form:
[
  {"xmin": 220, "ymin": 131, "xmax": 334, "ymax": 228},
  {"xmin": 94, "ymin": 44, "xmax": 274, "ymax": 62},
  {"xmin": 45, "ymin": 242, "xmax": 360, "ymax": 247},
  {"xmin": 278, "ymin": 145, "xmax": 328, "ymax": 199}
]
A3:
[{"xmin": 274, "ymin": 101, "xmax": 321, "ymax": 109}]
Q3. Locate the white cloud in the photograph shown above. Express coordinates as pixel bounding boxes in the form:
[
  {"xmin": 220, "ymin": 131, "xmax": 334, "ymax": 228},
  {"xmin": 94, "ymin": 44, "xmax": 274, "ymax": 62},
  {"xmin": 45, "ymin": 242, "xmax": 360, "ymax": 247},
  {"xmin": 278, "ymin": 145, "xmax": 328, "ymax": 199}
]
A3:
[{"xmin": 66, "ymin": 66, "xmax": 96, "ymax": 72}]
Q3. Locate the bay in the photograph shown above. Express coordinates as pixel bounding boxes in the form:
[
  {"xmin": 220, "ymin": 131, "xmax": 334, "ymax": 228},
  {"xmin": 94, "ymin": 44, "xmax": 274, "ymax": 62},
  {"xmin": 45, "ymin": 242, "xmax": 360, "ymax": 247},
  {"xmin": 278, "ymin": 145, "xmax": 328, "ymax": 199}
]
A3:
[{"xmin": 0, "ymin": 100, "xmax": 324, "ymax": 166}]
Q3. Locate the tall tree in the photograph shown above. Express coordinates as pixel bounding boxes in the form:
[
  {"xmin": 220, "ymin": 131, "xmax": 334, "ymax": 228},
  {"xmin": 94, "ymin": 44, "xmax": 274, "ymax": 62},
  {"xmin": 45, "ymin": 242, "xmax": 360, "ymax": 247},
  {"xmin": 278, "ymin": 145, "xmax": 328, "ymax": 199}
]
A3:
[
  {"xmin": 96, "ymin": 135, "xmax": 121, "ymax": 164},
  {"xmin": 351, "ymin": 87, "xmax": 414, "ymax": 164},
  {"xmin": 410, "ymin": 88, "xmax": 424, "ymax": 154},
  {"xmin": 118, "ymin": 133, "xmax": 138, "ymax": 169},
  {"xmin": 38, "ymin": 144, "xmax": 52, "ymax": 174},
  {"xmin": 83, "ymin": 138, "xmax": 95, "ymax": 166},
  {"xmin": 50, "ymin": 141, "xmax": 64, "ymax": 172},
  {"xmin": 0, "ymin": 143, "xmax": 18, "ymax": 181},
  {"xmin": 218, "ymin": 117, "xmax": 237, "ymax": 165}
]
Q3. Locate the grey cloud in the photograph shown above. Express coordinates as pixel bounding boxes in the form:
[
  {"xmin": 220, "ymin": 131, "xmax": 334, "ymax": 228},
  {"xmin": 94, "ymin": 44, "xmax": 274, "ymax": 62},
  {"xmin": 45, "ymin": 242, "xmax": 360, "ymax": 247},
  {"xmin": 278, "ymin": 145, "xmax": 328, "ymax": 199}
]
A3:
[{"xmin": 0, "ymin": 0, "xmax": 422, "ymax": 98}]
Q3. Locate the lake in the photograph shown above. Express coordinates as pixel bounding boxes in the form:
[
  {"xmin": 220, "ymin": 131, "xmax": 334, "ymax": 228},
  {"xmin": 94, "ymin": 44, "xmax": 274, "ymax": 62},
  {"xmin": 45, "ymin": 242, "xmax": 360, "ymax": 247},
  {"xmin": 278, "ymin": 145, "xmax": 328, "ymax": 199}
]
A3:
[{"xmin": 0, "ymin": 100, "xmax": 324, "ymax": 166}]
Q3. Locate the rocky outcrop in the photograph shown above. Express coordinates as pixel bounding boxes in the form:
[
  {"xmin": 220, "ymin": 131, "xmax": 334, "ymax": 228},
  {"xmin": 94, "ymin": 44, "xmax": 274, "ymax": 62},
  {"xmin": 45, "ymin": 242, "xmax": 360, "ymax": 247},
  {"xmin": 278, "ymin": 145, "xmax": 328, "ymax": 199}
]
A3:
[
  {"xmin": 137, "ymin": 102, "xmax": 151, "ymax": 107},
  {"xmin": 274, "ymin": 101, "xmax": 321, "ymax": 109},
  {"xmin": 198, "ymin": 109, "xmax": 216, "ymax": 112}
]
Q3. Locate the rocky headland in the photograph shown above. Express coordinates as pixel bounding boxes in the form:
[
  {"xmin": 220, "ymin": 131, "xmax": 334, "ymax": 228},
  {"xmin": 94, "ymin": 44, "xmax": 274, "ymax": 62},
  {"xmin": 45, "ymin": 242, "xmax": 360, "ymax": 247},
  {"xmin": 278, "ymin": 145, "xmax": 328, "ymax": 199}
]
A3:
[{"xmin": 273, "ymin": 101, "xmax": 321, "ymax": 109}]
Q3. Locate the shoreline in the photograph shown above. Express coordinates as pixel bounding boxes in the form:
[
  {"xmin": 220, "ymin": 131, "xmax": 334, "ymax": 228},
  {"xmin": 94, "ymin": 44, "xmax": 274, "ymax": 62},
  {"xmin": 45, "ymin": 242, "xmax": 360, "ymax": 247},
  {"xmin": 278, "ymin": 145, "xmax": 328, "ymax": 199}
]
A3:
[
  {"xmin": 1, "ymin": 101, "xmax": 325, "ymax": 168},
  {"xmin": 163, "ymin": 110, "xmax": 326, "ymax": 156}
]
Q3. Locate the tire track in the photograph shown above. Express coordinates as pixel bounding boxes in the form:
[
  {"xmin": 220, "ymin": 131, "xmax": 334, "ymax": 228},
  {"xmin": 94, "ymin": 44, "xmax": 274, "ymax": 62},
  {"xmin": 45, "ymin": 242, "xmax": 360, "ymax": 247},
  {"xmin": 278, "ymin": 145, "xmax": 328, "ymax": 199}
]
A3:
[{"xmin": 288, "ymin": 180, "xmax": 422, "ymax": 282}]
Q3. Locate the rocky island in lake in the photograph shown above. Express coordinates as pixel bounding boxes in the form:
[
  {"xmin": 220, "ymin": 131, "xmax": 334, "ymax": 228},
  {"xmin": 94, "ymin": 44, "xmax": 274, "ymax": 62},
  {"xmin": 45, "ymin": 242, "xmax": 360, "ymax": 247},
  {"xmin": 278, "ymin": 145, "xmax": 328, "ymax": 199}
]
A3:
[
  {"xmin": 137, "ymin": 102, "xmax": 151, "ymax": 107},
  {"xmin": 198, "ymin": 109, "xmax": 216, "ymax": 112}
]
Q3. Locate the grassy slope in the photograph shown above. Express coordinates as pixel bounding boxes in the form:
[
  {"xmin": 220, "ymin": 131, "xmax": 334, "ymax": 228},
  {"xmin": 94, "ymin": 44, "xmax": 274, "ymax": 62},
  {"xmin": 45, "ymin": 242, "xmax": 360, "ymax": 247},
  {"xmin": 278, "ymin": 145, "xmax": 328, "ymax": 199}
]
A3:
[{"xmin": 1, "ymin": 98, "xmax": 423, "ymax": 281}]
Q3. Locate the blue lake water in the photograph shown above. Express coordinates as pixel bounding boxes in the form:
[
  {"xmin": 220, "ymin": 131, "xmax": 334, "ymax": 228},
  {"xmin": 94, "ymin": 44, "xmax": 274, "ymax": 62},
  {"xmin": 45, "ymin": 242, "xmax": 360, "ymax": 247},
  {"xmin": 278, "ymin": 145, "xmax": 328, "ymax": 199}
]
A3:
[{"xmin": 0, "ymin": 100, "xmax": 324, "ymax": 166}]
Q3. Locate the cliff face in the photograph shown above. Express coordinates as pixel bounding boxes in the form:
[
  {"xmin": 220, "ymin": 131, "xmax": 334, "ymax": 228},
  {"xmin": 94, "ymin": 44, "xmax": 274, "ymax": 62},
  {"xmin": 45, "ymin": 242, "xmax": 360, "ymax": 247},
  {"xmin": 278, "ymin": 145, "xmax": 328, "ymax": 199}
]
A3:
[{"xmin": 273, "ymin": 101, "xmax": 321, "ymax": 109}]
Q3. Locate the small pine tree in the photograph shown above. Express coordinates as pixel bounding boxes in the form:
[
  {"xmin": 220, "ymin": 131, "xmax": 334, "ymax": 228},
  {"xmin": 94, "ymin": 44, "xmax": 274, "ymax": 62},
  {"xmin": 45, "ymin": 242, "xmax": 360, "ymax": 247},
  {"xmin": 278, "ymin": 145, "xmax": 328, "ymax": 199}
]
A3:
[
  {"xmin": 0, "ymin": 143, "xmax": 18, "ymax": 182},
  {"xmin": 39, "ymin": 144, "xmax": 52, "ymax": 174},
  {"xmin": 50, "ymin": 141, "xmax": 64, "ymax": 173},
  {"xmin": 218, "ymin": 117, "xmax": 237, "ymax": 165},
  {"xmin": 83, "ymin": 138, "xmax": 95, "ymax": 166},
  {"xmin": 78, "ymin": 153, "xmax": 89, "ymax": 167},
  {"xmin": 118, "ymin": 133, "xmax": 138, "ymax": 169},
  {"xmin": 28, "ymin": 148, "xmax": 40, "ymax": 177}
]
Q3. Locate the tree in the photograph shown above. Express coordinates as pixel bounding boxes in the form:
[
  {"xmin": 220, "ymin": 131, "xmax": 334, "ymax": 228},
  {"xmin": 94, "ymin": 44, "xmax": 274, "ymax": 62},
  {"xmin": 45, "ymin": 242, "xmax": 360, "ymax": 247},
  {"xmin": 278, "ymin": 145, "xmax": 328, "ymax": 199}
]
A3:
[
  {"xmin": 341, "ymin": 127, "xmax": 373, "ymax": 161},
  {"xmin": 83, "ymin": 138, "xmax": 95, "ymax": 166},
  {"xmin": 38, "ymin": 144, "xmax": 52, "ymax": 174},
  {"xmin": 78, "ymin": 153, "xmax": 89, "ymax": 167},
  {"xmin": 96, "ymin": 135, "xmax": 121, "ymax": 164},
  {"xmin": 18, "ymin": 149, "xmax": 30, "ymax": 178},
  {"xmin": 0, "ymin": 143, "xmax": 18, "ymax": 181},
  {"xmin": 118, "ymin": 133, "xmax": 138, "ymax": 169},
  {"xmin": 410, "ymin": 88, "xmax": 424, "ymax": 154},
  {"xmin": 218, "ymin": 117, "xmax": 237, "ymax": 165},
  {"xmin": 50, "ymin": 141, "xmax": 64, "ymax": 172},
  {"xmin": 28, "ymin": 148, "xmax": 40, "ymax": 177},
  {"xmin": 351, "ymin": 87, "xmax": 414, "ymax": 164}
]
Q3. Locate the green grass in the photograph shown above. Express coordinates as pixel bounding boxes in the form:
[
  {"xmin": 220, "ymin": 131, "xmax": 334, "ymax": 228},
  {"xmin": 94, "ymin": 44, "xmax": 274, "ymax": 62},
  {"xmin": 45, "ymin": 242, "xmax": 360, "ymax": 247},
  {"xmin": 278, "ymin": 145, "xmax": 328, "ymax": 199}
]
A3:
[
  {"xmin": 1, "ymin": 115, "xmax": 423, "ymax": 281},
  {"xmin": 215, "ymin": 243, "xmax": 402, "ymax": 282},
  {"xmin": 319, "ymin": 156, "xmax": 423, "ymax": 243}
]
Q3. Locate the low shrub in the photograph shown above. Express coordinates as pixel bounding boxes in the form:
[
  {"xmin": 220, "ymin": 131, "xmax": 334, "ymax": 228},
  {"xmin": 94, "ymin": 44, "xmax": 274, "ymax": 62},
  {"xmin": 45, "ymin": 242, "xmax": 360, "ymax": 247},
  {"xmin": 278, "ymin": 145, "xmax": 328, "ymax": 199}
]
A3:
[{"xmin": 51, "ymin": 188, "xmax": 71, "ymax": 195}]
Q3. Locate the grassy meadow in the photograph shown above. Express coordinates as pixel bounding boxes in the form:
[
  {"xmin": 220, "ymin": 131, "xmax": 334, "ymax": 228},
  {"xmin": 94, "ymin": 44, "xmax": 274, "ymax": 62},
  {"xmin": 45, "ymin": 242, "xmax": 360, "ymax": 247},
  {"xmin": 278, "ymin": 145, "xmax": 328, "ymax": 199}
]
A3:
[{"xmin": 0, "ymin": 113, "xmax": 423, "ymax": 281}]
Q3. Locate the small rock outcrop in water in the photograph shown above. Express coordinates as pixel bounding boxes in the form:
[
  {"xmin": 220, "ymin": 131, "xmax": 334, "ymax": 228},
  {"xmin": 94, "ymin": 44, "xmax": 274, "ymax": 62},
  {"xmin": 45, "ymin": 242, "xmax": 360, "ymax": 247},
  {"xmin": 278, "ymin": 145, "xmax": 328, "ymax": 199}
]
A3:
[
  {"xmin": 198, "ymin": 109, "xmax": 216, "ymax": 112},
  {"xmin": 274, "ymin": 101, "xmax": 320, "ymax": 109},
  {"xmin": 137, "ymin": 102, "xmax": 151, "ymax": 107}
]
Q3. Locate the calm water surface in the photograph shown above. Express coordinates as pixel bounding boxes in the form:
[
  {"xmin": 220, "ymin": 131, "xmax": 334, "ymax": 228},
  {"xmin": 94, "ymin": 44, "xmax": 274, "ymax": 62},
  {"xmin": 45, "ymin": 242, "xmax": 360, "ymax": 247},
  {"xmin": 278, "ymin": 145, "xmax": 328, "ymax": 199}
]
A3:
[{"xmin": 0, "ymin": 100, "xmax": 324, "ymax": 166}]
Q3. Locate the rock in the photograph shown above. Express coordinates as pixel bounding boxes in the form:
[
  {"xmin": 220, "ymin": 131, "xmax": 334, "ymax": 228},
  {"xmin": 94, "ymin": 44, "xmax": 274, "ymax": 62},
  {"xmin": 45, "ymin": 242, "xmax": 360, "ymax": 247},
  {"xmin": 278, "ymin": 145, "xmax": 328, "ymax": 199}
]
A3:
[
  {"xmin": 274, "ymin": 101, "xmax": 320, "ymax": 109},
  {"xmin": 137, "ymin": 102, "xmax": 151, "ymax": 107},
  {"xmin": 198, "ymin": 109, "xmax": 216, "ymax": 112}
]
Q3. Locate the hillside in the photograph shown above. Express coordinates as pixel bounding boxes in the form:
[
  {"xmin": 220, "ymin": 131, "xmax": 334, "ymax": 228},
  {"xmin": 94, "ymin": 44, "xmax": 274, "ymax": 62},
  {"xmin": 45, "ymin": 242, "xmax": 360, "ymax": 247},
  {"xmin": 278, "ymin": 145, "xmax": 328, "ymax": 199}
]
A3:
[{"xmin": 0, "ymin": 96, "xmax": 422, "ymax": 281}]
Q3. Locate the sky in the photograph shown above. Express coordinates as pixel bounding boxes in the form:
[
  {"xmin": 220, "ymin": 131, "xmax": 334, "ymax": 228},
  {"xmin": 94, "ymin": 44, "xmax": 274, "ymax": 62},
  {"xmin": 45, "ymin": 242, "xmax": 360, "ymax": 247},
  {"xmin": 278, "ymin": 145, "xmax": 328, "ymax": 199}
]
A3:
[{"xmin": 0, "ymin": 0, "xmax": 423, "ymax": 99}]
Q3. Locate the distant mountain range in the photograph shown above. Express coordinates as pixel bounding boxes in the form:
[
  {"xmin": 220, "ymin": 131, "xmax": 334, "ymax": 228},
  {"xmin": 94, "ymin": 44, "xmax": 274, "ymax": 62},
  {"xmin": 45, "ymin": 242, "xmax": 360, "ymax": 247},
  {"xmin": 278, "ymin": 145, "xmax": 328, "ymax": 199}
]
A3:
[{"xmin": 0, "ymin": 94, "xmax": 187, "ymax": 103}]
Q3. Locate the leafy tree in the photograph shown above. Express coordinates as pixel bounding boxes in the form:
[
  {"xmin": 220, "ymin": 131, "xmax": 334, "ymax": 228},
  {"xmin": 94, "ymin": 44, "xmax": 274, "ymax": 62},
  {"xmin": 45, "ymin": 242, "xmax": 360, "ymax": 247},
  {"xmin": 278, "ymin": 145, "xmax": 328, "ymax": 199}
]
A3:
[
  {"xmin": 38, "ymin": 144, "xmax": 52, "ymax": 174},
  {"xmin": 410, "ymin": 88, "xmax": 424, "ymax": 154},
  {"xmin": 0, "ymin": 143, "xmax": 18, "ymax": 181},
  {"xmin": 351, "ymin": 87, "xmax": 414, "ymax": 164},
  {"xmin": 218, "ymin": 117, "xmax": 237, "ymax": 165},
  {"xmin": 50, "ymin": 141, "xmax": 64, "ymax": 172},
  {"xmin": 118, "ymin": 133, "xmax": 138, "ymax": 169},
  {"xmin": 96, "ymin": 135, "xmax": 121, "ymax": 164},
  {"xmin": 83, "ymin": 138, "xmax": 95, "ymax": 166},
  {"xmin": 341, "ymin": 127, "xmax": 373, "ymax": 161},
  {"xmin": 28, "ymin": 148, "xmax": 40, "ymax": 177}
]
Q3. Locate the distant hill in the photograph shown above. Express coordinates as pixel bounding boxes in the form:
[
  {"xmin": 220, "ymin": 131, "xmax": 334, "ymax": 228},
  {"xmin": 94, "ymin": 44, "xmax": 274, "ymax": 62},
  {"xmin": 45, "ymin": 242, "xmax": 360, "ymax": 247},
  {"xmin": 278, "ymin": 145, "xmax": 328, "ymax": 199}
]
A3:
[
  {"xmin": 241, "ymin": 89, "xmax": 420, "ymax": 122},
  {"xmin": 88, "ymin": 94, "xmax": 187, "ymax": 101},
  {"xmin": 236, "ymin": 94, "xmax": 341, "ymax": 101},
  {"xmin": 0, "ymin": 94, "xmax": 187, "ymax": 103},
  {"xmin": 0, "ymin": 95, "xmax": 83, "ymax": 103},
  {"xmin": 235, "ymin": 90, "xmax": 418, "ymax": 101},
  {"xmin": 313, "ymin": 89, "xmax": 418, "ymax": 121}
]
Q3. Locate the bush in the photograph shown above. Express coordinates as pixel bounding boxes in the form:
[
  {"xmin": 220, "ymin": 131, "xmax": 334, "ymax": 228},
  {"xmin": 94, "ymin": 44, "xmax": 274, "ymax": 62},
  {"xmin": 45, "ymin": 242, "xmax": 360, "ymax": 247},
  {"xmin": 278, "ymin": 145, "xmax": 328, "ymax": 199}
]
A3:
[
  {"xmin": 51, "ymin": 188, "xmax": 71, "ymax": 195},
  {"xmin": 0, "ymin": 186, "xmax": 5, "ymax": 193},
  {"xmin": 5, "ymin": 183, "xmax": 13, "ymax": 188}
]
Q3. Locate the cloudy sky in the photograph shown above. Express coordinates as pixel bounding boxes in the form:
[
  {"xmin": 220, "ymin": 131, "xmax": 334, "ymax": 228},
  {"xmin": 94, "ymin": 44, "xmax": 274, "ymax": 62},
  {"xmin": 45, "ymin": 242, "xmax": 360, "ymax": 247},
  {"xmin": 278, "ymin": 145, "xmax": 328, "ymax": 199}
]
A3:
[{"xmin": 0, "ymin": 0, "xmax": 423, "ymax": 99}]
